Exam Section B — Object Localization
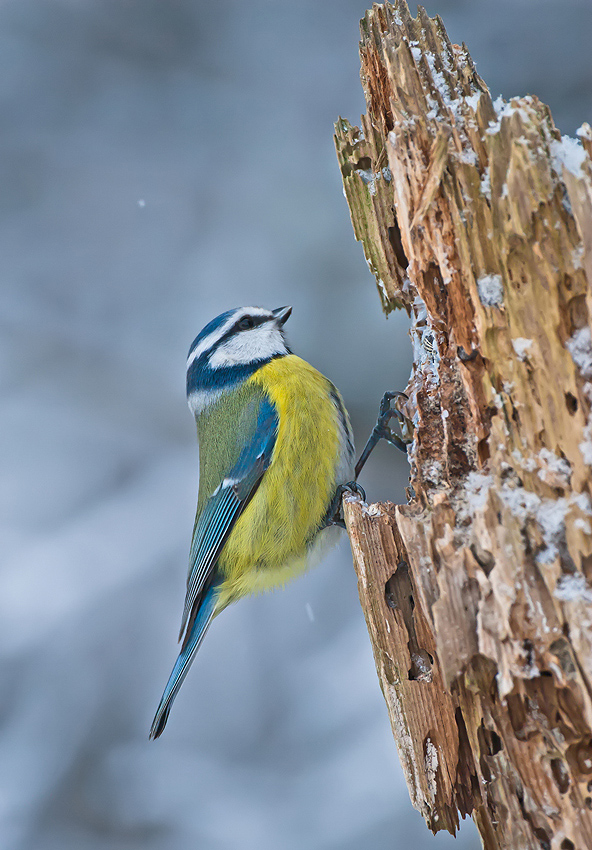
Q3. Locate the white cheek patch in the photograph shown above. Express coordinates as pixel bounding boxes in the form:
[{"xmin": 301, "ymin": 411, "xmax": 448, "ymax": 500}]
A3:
[
  {"xmin": 208, "ymin": 325, "xmax": 287, "ymax": 368},
  {"xmin": 187, "ymin": 306, "xmax": 272, "ymax": 370}
]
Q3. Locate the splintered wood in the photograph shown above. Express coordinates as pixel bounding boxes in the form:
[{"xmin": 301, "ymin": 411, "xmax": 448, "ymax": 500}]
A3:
[{"xmin": 335, "ymin": 3, "xmax": 592, "ymax": 848}]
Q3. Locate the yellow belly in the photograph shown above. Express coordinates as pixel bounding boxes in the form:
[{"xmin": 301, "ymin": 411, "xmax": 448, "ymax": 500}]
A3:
[{"xmin": 216, "ymin": 355, "xmax": 345, "ymax": 607}]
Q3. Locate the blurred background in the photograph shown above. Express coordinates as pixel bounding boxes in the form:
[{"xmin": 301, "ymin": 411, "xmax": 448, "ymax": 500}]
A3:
[{"xmin": 0, "ymin": 0, "xmax": 590, "ymax": 848}]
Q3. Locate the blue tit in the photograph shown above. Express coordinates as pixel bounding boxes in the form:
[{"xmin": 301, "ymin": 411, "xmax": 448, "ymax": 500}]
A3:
[{"xmin": 150, "ymin": 305, "xmax": 356, "ymax": 739}]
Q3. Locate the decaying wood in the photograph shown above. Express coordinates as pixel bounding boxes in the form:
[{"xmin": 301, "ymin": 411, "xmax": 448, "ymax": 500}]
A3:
[{"xmin": 335, "ymin": 3, "xmax": 592, "ymax": 848}]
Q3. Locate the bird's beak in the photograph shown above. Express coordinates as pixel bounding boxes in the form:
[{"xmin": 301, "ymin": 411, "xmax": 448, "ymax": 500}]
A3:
[{"xmin": 272, "ymin": 306, "xmax": 292, "ymax": 326}]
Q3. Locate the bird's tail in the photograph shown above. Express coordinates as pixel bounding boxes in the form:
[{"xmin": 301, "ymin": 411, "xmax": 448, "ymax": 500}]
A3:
[{"xmin": 149, "ymin": 582, "xmax": 218, "ymax": 740}]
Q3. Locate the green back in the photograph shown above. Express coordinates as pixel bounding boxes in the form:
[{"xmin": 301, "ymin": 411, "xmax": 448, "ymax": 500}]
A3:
[{"xmin": 195, "ymin": 381, "xmax": 271, "ymax": 514}]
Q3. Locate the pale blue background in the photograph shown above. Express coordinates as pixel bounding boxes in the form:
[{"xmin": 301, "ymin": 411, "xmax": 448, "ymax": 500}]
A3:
[{"xmin": 0, "ymin": 1, "xmax": 590, "ymax": 848}]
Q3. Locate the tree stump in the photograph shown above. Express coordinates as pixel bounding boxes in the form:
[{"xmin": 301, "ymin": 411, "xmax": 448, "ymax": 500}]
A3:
[{"xmin": 334, "ymin": 3, "xmax": 592, "ymax": 848}]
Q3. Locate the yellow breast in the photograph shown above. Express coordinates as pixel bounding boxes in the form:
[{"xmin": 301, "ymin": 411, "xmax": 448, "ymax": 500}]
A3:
[{"xmin": 216, "ymin": 355, "xmax": 343, "ymax": 606}]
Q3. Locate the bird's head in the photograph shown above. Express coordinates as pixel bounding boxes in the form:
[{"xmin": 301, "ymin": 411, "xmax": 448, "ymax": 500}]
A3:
[{"xmin": 186, "ymin": 306, "xmax": 292, "ymax": 413}]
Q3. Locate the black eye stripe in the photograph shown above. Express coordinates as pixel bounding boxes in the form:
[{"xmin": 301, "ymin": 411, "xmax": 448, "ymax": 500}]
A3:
[
  {"xmin": 234, "ymin": 315, "xmax": 268, "ymax": 332},
  {"xmin": 209, "ymin": 314, "xmax": 271, "ymax": 350}
]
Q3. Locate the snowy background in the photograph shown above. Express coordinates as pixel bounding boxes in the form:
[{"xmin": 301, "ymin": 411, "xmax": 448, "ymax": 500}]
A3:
[{"xmin": 0, "ymin": 0, "xmax": 590, "ymax": 848}]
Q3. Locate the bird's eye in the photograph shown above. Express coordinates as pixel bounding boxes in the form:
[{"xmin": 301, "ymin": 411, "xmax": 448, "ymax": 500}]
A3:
[{"xmin": 238, "ymin": 317, "xmax": 255, "ymax": 330}]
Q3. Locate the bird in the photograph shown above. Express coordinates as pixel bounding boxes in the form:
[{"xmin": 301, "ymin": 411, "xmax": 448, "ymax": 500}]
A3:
[{"xmin": 149, "ymin": 305, "xmax": 359, "ymax": 739}]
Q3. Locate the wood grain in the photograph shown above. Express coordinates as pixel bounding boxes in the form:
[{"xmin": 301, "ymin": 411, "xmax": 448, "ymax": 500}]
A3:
[{"xmin": 336, "ymin": 3, "xmax": 592, "ymax": 847}]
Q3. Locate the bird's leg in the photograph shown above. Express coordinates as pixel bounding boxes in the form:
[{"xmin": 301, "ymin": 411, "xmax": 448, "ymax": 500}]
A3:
[
  {"xmin": 354, "ymin": 391, "xmax": 412, "ymax": 480},
  {"xmin": 324, "ymin": 393, "xmax": 412, "ymax": 528},
  {"xmin": 324, "ymin": 481, "xmax": 366, "ymax": 528}
]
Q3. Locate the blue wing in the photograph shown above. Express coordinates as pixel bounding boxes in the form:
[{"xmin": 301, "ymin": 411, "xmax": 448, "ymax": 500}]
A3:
[{"xmin": 149, "ymin": 398, "xmax": 278, "ymax": 739}]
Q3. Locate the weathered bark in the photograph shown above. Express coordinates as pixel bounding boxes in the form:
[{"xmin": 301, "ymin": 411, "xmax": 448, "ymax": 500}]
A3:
[{"xmin": 335, "ymin": 3, "xmax": 592, "ymax": 848}]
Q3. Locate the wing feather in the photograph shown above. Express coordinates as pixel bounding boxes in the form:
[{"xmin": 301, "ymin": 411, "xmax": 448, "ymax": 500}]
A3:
[
  {"xmin": 178, "ymin": 398, "xmax": 278, "ymax": 640},
  {"xmin": 179, "ymin": 487, "xmax": 240, "ymax": 639},
  {"xmin": 150, "ymin": 397, "xmax": 278, "ymax": 738}
]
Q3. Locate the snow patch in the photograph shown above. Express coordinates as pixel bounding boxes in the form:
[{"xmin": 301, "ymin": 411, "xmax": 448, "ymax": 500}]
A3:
[
  {"xmin": 499, "ymin": 483, "xmax": 590, "ymax": 564},
  {"xmin": 537, "ymin": 448, "xmax": 571, "ymax": 484},
  {"xmin": 425, "ymin": 51, "xmax": 455, "ymax": 113},
  {"xmin": 424, "ymin": 738, "xmax": 439, "ymax": 803},
  {"xmin": 580, "ymin": 439, "xmax": 592, "ymax": 466},
  {"xmin": 566, "ymin": 326, "xmax": 592, "ymax": 379},
  {"xmin": 486, "ymin": 96, "xmax": 514, "ymax": 135},
  {"xmin": 477, "ymin": 273, "xmax": 504, "ymax": 307},
  {"xmin": 375, "ymin": 278, "xmax": 389, "ymax": 303},
  {"xmin": 551, "ymin": 135, "xmax": 588, "ymax": 179},
  {"xmin": 512, "ymin": 448, "xmax": 537, "ymax": 473},
  {"xmin": 555, "ymin": 573, "xmax": 592, "ymax": 603},
  {"xmin": 512, "ymin": 338, "xmax": 533, "ymax": 361},
  {"xmin": 536, "ymin": 498, "xmax": 568, "ymax": 564},
  {"xmin": 480, "ymin": 166, "xmax": 491, "ymax": 200},
  {"xmin": 573, "ymin": 491, "xmax": 592, "ymax": 514},
  {"xmin": 357, "ymin": 168, "xmax": 377, "ymax": 195},
  {"xmin": 572, "ymin": 244, "xmax": 584, "ymax": 270},
  {"xmin": 465, "ymin": 91, "xmax": 481, "ymax": 111},
  {"xmin": 465, "ymin": 472, "xmax": 493, "ymax": 511},
  {"xmin": 413, "ymin": 295, "xmax": 428, "ymax": 323},
  {"xmin": 409, "ymin": 42, "xmax": 421, "ymax": 64},
  {"xmin": 458, "ymin": 148, "xmax": 478, "ymax": 166},
  {"xmin": 499, "ymin": 484, "xmax": 541, "ymax": 522}
]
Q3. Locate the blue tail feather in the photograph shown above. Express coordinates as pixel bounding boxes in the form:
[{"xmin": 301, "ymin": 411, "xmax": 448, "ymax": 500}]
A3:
[{"xmin": 149, "ymin": 582, "xmax": 218, "ymax": 739}]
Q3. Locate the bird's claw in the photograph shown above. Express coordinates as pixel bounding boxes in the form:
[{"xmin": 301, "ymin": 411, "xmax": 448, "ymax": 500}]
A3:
[
  {"xmin": 324, "ymin": 481, "xmax": 366, "ymax": 529},
  {"xmin": 354, "ymin": 391, "xmax": 414, "ymax": 479},
  {"xmin": 376, "ymin": 391, "xmax": 413, "ymax": 450},
  {"xmin": 341, "ymin": 481, "xmax": 366, "ymax": 502}
]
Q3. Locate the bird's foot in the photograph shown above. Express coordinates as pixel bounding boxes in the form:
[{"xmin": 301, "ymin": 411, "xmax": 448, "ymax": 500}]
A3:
[
  {"xmin": 324, "ymin": 481, "xmax": 366, "ymax": 529},
  {"xmin": 354, "ymin": 391, "xmax": 413, "ymax": 479}
]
